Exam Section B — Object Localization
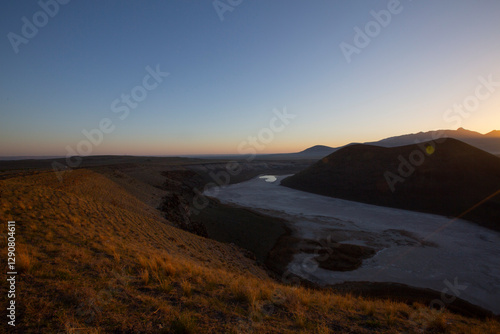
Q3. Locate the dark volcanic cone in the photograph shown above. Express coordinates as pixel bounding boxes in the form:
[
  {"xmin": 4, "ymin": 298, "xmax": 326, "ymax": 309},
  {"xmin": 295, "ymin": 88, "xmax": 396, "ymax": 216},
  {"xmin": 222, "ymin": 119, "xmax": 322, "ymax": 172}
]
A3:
[{"xmin": 282, "ymin": 138, "xmax": 500, "ymax": 231}]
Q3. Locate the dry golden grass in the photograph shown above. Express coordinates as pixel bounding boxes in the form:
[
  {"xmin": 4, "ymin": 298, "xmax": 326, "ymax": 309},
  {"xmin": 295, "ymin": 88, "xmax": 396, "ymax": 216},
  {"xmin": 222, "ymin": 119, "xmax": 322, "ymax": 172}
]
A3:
[
  {"xmin": 426, "ymin": 312, "xmax": 448, "ymax": 333},
  {"xmin": 16, "ymin": 244, "xmax": 36, "ymax": 273},
  {"xmin": 0, "ymin": 169, "xmax": 498, "ymax": 333},
  {"xmin": 139, "ymin": 268, "xmax": 150, "ymax": 285}
]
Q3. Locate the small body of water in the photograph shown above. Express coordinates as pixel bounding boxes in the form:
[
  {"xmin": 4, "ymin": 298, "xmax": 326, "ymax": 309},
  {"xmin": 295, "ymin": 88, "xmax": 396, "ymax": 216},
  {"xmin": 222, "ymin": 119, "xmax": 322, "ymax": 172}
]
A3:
[
  {"xmin": 259, "ymin": 175, "xmax": 277, "ymax": 183},
  {"xmin": 206, "ymin": 175, "xmax": 500, "ymax": 314}
]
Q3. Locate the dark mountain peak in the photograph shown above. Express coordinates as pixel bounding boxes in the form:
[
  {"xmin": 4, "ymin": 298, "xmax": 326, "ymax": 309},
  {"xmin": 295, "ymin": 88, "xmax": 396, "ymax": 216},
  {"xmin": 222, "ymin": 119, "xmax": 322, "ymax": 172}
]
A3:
[
  {"xmin": 330, "ymin": 142, "xmax": 386, "ymax": 154},
  {"xmin": 282, "ymin": 138, "xmax": 500, "ymax": 231},
  {"xmin": 451, "ymin": 128, "xmax": 483, "ymax": 137},
  {"xmin": 300, "ymin": 145, "xmax": 335, "ymax": 153}
]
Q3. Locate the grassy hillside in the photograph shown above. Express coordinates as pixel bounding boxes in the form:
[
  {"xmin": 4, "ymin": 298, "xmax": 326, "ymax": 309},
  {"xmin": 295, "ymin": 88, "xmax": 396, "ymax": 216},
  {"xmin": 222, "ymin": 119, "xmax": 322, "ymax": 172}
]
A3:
[{"xmin": 1, "ymin": 169, "xmax": 499, "ymax": 333}]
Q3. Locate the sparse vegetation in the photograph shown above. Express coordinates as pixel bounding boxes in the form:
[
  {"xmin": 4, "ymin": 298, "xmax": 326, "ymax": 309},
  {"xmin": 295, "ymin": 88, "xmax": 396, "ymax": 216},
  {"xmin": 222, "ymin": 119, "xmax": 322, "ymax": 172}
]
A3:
[{"xmin": 0, "ymin": 169, "xmax": 498, "ymax": 333}]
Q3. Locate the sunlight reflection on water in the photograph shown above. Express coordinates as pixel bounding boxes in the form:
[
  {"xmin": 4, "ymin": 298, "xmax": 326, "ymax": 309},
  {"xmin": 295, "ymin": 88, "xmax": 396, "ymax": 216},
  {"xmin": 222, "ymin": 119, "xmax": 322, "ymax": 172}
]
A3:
[{"xmin": 259, "ymin": 175, "xmax": 277, "ymax": 183}]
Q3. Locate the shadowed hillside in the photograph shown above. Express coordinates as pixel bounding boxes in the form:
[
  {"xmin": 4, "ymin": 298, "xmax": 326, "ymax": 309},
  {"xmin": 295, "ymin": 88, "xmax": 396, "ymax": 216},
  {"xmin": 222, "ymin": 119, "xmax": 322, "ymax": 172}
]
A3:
[
  {"xmin": 282, "ymin": 138, "xmax": 500, "ymax": 231},
  {"xmin": 2, "ymin": 168, "xmax": 499, "ymax": 332}
]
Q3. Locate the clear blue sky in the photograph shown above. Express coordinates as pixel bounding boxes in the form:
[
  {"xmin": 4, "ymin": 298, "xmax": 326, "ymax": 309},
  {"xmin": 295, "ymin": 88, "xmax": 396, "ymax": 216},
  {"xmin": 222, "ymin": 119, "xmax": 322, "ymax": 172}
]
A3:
[{"xmin": 1, "ymin": 0, "xmax": 499, "ymax": 156}]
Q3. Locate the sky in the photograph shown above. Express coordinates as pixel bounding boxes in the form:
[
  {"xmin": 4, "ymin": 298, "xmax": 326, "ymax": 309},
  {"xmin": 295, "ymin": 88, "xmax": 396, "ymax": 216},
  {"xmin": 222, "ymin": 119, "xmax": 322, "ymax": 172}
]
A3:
[{"xmin": 1, "ymin": 0, "xmax": 499, "ymax": 157}]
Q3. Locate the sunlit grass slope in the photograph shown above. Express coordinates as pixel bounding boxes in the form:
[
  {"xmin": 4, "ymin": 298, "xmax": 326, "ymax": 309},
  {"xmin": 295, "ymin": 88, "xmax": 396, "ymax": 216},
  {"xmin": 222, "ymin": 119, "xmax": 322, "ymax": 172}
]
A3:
[{"xmin": 1, "ymin": 169, "xmax": 498, "ymax": 333}]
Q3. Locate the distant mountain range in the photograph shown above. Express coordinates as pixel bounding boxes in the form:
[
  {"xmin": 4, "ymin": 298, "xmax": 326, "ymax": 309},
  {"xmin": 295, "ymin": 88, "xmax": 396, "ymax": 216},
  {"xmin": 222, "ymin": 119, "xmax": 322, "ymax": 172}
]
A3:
[
  {"xmin": 366, "ymin": 128, "xmax": 500, "ymax": 153},
  {"xmin": 282, "ymin": 138, "xmax": 500, "ymax": 231},
  {"xmin": 270, "ymin": 128, "xmax": 500, "ymax": 160}
]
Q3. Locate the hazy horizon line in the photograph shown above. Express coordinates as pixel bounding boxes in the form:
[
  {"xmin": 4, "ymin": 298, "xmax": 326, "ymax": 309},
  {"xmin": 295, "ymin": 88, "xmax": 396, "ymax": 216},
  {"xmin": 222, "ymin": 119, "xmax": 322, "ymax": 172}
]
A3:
[{"xmin": 1, "ymin": 127, "xmax": 498, "ymax": 161}]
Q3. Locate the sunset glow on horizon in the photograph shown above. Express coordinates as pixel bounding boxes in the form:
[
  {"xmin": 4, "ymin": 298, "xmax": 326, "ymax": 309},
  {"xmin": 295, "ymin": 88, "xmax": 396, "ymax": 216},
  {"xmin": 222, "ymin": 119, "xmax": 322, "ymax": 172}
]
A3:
[{"xmin": 1, "ymin": 1, "xmax": 500, "ymax": 157}]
